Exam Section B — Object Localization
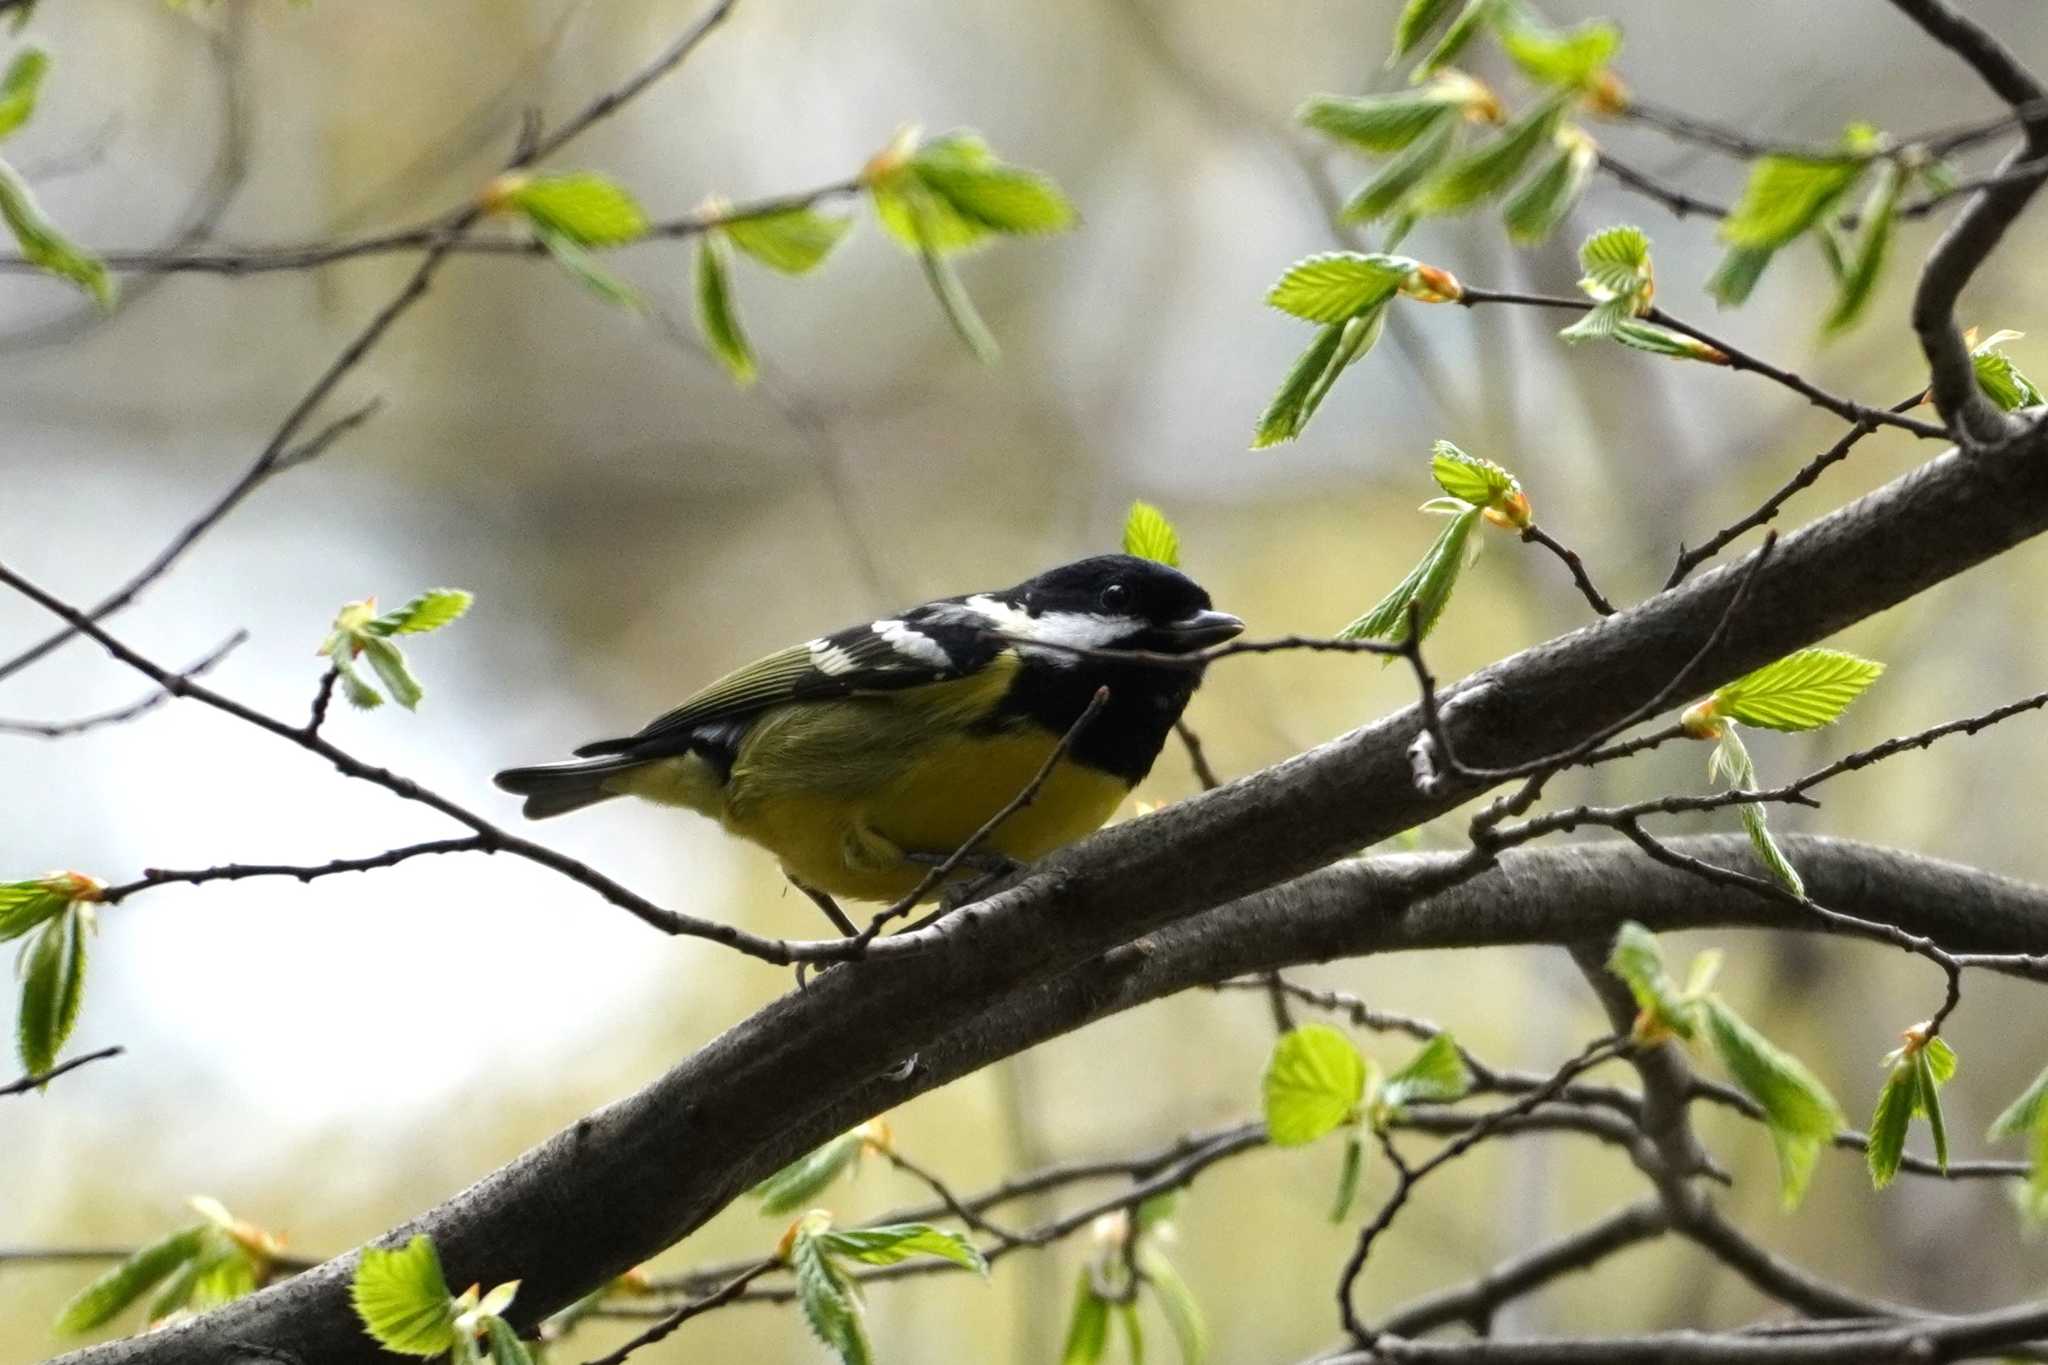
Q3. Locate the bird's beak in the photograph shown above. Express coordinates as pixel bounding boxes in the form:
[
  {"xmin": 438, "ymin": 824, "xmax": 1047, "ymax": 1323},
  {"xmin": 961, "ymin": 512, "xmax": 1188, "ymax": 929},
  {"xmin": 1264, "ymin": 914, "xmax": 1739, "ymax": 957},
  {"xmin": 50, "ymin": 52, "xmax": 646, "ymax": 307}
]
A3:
[{"xmin": 1160, "ymin": 609, "xmax": 1245, "ymax": 649}]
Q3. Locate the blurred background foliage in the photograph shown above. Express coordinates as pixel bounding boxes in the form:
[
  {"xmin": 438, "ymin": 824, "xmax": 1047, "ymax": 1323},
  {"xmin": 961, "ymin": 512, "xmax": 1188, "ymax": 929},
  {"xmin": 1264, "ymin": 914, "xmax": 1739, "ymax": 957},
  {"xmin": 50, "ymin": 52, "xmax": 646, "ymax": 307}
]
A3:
[{"xmin": 4, "ymin": 0, "xmax": 2048, "ymax": 1360}]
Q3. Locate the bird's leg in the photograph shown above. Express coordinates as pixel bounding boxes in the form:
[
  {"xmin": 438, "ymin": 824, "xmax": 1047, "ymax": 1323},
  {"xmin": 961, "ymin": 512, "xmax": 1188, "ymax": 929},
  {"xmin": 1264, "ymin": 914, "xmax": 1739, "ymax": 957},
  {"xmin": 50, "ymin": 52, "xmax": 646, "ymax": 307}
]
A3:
[{"xmin": 788, "ymin": 874, "xmax": 858, "ymax": 937}]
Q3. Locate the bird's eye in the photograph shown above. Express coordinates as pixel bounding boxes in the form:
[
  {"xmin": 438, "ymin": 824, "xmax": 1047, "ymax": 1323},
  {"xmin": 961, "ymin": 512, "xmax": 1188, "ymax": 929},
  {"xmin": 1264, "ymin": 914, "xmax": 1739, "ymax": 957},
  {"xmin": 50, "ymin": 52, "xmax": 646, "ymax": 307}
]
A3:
[{"xmin": 1099, "ymin": 582, "xmax": 1131, "ymax": 612}]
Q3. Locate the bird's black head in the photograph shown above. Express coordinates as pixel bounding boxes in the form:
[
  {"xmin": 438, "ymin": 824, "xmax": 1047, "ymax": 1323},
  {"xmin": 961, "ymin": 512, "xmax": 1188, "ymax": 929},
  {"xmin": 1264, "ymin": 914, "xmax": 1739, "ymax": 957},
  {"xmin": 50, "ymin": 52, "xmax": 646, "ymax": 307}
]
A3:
[{"xmin": 986, "ymin": 554, "xmax": 1244, "ymax": 656}]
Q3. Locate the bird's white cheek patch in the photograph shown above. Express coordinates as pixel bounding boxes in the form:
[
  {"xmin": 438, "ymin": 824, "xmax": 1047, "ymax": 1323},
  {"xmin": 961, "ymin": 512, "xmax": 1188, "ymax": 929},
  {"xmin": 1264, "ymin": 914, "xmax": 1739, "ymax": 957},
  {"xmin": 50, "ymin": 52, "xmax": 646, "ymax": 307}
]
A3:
[
  {"xmin": 873, "ymin": 619, "xmax": 952, "ymax": 669},
  {"xmin": 960, "ymin": 596, "xmax": 1142, "ymax": 664}
]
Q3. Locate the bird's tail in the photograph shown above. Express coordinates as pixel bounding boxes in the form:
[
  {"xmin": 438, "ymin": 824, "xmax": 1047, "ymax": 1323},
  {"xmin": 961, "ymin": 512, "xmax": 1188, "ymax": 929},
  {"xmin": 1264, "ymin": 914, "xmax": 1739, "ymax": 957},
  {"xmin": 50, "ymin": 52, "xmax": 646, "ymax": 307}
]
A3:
[{"xmin": 492, "ymin": 756, "xmax": 643, "ymax": 819}]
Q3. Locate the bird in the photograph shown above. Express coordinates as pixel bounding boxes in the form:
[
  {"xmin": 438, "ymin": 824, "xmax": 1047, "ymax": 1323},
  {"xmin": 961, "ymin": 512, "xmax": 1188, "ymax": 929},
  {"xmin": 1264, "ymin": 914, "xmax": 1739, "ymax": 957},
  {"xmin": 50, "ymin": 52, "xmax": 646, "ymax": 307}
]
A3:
[{"xmin": 493, "ymin": 554, "xmax": 1242, "ymax": 918}]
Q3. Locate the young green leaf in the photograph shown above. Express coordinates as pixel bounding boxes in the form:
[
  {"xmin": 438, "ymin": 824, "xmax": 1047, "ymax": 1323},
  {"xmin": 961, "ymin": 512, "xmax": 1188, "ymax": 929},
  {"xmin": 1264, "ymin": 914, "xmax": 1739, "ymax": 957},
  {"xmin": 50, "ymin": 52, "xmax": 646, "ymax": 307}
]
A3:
[
  {"xmin": 1720, "ymin": 133, "xmax": 1874, "ymax": 250},
  {"xmin": 1710, "ymin": 726, "xmax": 1806, "ymax": 896},
  {"xmin": 190, "ymin": 1248, "xmax": 259, "ymax": 1310},
  {"xmin": 1380, "ymin": 1033, "xmax": 1474, "ymax": 1111},
  {"xmin": 1410, "ymin": 96, "xmax": 1567, "ymax": 216},
  {"xmin": 1123, "ymin": 501, "xmax": 1181, "ymax": 567},
  {"xmin": 1914, "ymin": 1045, "xmax": 1951, "ymax": 1173},
  {"xmin": 1136, "ymin": 1242, "xmax": 1209, "ymax": 1364},
  {"xmin": 482, "ymin": 1315, "xmax": 536, "ymax": 1365},
  {"xmin": 145, "ymin": 1246, "xmax": 213, "ymax": 1324},
  {"xmin": 1557, "ymin": 296, "xmax": 1630, "ymax": 345},
  {"xmin": 1707, "ymin": 244, "xmax": 1777, "ymax": 308},
  {"xmin": 1503, "ymin": 133, "xmax": 1596, "ymax": 244},
  {"xmin": 0, "ymin": 47, "xmax": 49, "ymax": 142},
  {"xmin": 694, "ymin": 235, "xmax": 756, "ymax": 386},
  {"xmin": 370, "ymin": 589, "xmax": 473, "ymax": 637},
  {"xmin": 351, "ymin": 1236, "xmax": 458, "ymax": 1357},
  {"xmin": 1988, "ymin": 1061, "xmax": 2048, "ymax": 1210},
  {"xmin": 1262, "ymin": 1024, "xmax": 1370, "ymax": 1146},
  {"xmin": 1336, "ymin": 504, "xmax": 1480, "ymax": 647},
  {"xmin": 1577, "ymin": 224, "xmax": 1652, "ymax": 300},
  {"xmin": 819, "ymin": 1223, "xmax": 987, "ymax": 1274},
  {"xmin": 1253, "ymin": 322, "xmax": 1345, "ymax": 448},
  {"xmin": 502, "ymin": 172, "xmax": 648, "ymax": 247},
  {"xmin": 1605, "ymin": 922, "xmax": 1696, "ymax": 1040},
  {"xmin": 1342, "ymin": 116, "xmax": 1457, "ymax": 223},
  {"xmin": 1866, "ymin": 1056, "xmax": 1918, "ymax": 1189},
  {"xmin": 752, "ymin": 1128, "xmax": 869, "ymax": 1216},
  {"xmin": 905, "ymin": 191, "xmax": 999, "ymax": 363},
  {"xmin": 1416, "ymin": 0, "xmax": 1498, "ymax": 75},
  {"xmin": 535, "ymin": 228, "xmax": 643, "ymax": 311},
  {"xmin": 724, "ymin": 207, "xmax": 853, "ymax": 275},
  {"xmin": 1388, "ymin": 0, "xmax": 1462, "ymax": 61},
  {"xmin": 0, "ymin": 160, "xmax": 114, "ymax": 307},
  {"xmin": 0, "ymin": 875, "xmax": 82, "ymax": 942},
  {"xmin": 1710, "ymin": 649, "xmax": 1885, "ymax": 732},
  {"xmin": 909, "ymin": 131, "xmax": 1077, "ymax": 237},
  {"xmin": 18, "ymin": 903, "xmax": 87, "ymax": 1077},
  {"xmin": 1428, "ymin": 440, "xmax": 1518, "ymax": 509},
  {"xmin": 1497, "ymin": 16, "xmax": 1620, "ymax": 89},
  {"xmin": 55, "ymin": 1227, "xmax": 206, "ymax": 1334},
  {"xmin": 1701, "ymin": 997, "xmax": 1843, "ymax": 1209},
  {"xmin": 1972, "ymin": 330, "xmax": 2044, "ymax": 411},
  {"xmin": 1116, "ymin": 1300, "xmax": 1145, "ymax": 1365},
  {"xmin": 331, "ymin": 649, "xmax": 385, "ymax": 711},
  {"xmin": 358, "ymin": 638, "xmax": 425, "ymax": 712},
  {"xmin": 1266, "ymin": 252, "xmax": 1414, "ymax": 324},
  {"xmin": 1061, "ymin": 1267, "xmax": 1111, "ymax": 1365},
  {"xmin": 1329, "ymin": 1131, "xmax": 1365, "ymax": 1222},
  {"xmin": 1823, "ymin": 159, "xmax": 1903, "ymax": 333},
  {"xmin": 1298, "ymin": 90, "xmax": 1458, "ymax": 154},
  {"xmin": 1609, "ymin": 319, "xmax": 1726, "ymax": 362},
  {"xmin": 794, "ymin": 1219, "xmax": 872, "ymax": 1365}
]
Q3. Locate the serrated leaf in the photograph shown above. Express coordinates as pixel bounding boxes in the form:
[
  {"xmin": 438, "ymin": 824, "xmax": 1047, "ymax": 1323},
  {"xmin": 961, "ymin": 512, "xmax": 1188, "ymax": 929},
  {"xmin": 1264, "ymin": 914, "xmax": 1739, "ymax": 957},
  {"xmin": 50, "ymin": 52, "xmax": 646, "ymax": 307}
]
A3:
[
  {"xmin": 1610, "ymin": 319, "xmax": 1720, "ymax": 361},
  {"xmin": 753, "ymin": 1129, "xmax": 867, "ymax": 1216},
  {"xmin": 1558, "ymin": 295, "xmax": 1630, "ymax": 344},
  {"xmin": 0, "ymin": 47, "xmax": 49, "ymax": 142},
  {"xmin": 1498, "ymin": 16, "xmax": 1620, "ymax": 89},
  {"xmin": 1867, "ymin": 1056, "xmax": 1916, "ymax": 1188},
  {"xmin": 191, "ymin": 1248, "xmax": 258, "ymax": 1309},
  {"xmin": 369, "ymin": 589, "xmax": 472, "ymax": 637},
  {"xmin": 1266, "ymin": 252, "xmax": 1413, "ymax": 323},
  {"xmin": 1389, "ymin": 0, "xmax": 1461, "ymax": 61},
  {"xmin": 1298, "ymin": 91, "xmax": 1457, "ymax": 154},
  {"xmin": 910, "ymin": 131, "xmax": 1077, "ymax": 237},
  {"xmin": 1417, "ymin": 0, "xmax": 1497, "ymax": 75},
  {"xmin": 1262, "ymin": 1024, "xmax": 1369, "ymax": 1146},
  {"xmin": 1721, "ymin": 140, "xmax": 1871, "ymax": 251},
  {"xmin": 350, "ymin": 1236, "xmax": 457, "ymax": 1357},
  {"xmin": 1342, "ymin": 115, "xmax": 1457, "ymax": 223},
  {"xmin": 1707, "ymin": 244, "xmax": 1776, "ymax": 307},
  {"xmin": 1989, "ymin": 1062, "xmax": 2048, "ymax": 1141},
  {"xmin": 1739, "ymin": 800, "xmax": 1805, "ymax": 897},
  {"xmin": 1972, "ymin": 333, "xmax": 2044, "ymax": 412},
  {"xmin": 17, "ymin": 903, "xmax": 86, "ymax": 1077},
  {"xmin": 332, "ymin": 651, "xmax": 384, "ymax": 711},
  {"xmin": 903, "ymin": 189, "xmax": 999, "ymax": 363},
  {"xmin": 1381, "ymin": 1033, "xmax": 1474, "ymax": 1110},
  {"xmin": 0, "ymin": 159, "xmax": 113, "ymax": 307},
  {"xmin": 1123, "ymin": 501, "xmax": 1181, "ymax": 567},
  {"xmin": 694, "ymin": 235, "xmax": 756, "ymax": 386},
  {"xmin": 55, "ymin": 1226, "xmax": 205, "ymax": 1334},
  {"xmin": 1577, "ymin": 224, "xmax": 1651, "ymax": 300},
  {"xmin": 1503, "ymin": 135, "xmax": 1596, "ymax": 243},
  {"xmin": 1824, "ymin": 160, "xmax": 1902, "ymax": 334},
  {"xmin": 536, "ymin": 227, "xmax": 643, "ymax": 311},
  {"xmin": 1914, "ymin": 1046, "xmax": 1950, "ymax": 1173},
  {"xmin": 794, "ymin": 1224, "xmax": 872, "ymax": 1365},
  {"xmin": 1136, "ymin": 1243, "xmax": 1208, "ymax": 1365},
  {"xmin": 1329, "ymin": 1132, "xmax": 1365, "ymax": 1222},
  {"xmin": 1701, "ymin": 996, "xmax": 1843, "ymax": 1209},
  {"xmin": 1429, "ymin": 440, "xmax": 1517, "ymax": 508},
  {"xmin": 506, "ymin": 173, "xmax": 648, "ymax": 247},
  {"xmin": 1713, "ymin": 649, "xmax": 1885, "ymax": 732},
  {"xmin": 871, "ymin": 180, "xmax": 988, "ymax": 255},
  {"xmin": 1061, "ymin": 1268, "xmax": 1110, "ymax": 1365},
  {"xmin": 1336, "ymin": 504, "xmax": 1479, "ymax": 646},
  {"xmin": 483, "ymin": 1315, "xmax": 535, "ymax": 1365},
  {"xmin": 0, "ymin": 878, "xmax": 72, "ymax": 943},
  {"xmin": 1252, "ymin": 303, "xmax": 1388, "ymax": 447},
  {"xmin": 820, "ymin": 1223, "xmax": 987, "ymax": 1275},
  {"xmin": 1410, "ymin": 96, "xmax": 1567, "ymax": 216},
  {"xmin": 1921, "ymin": 1036, "xmax": 1958, "ymax": 1086},
  {"xmin": 358, "ymin": 637, "xmax": 424, "ymax": 712},
  {"xmin": 724, "ymin": 207, "xmax": 853, "ymax": 275},
  {"xmin": 1606, "ymin": 922, "xmax": 1695, "ymax": 1039}
]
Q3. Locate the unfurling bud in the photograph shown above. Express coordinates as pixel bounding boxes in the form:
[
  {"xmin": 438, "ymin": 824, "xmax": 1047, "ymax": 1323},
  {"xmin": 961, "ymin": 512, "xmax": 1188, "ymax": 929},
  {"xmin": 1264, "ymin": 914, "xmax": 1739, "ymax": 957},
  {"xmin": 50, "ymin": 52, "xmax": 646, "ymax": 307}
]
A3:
[
  {"xmin": 860, "ymin": 125, "xmax": 921, "ymax": 187},
  {"xmin": 1584, "ymin": 70, "xmax": 1630, "ymax": 119},
  {"xmin": 478, "ymin": 174, "xmax": 531, "ymax": 216},
  {"xmin": 1483, "ymin": 490, "xmax": 1534, "ymax": 530},
  {"xmin": 1401, "ymin": 264, "xmax": 1464, "ymax": 304},
  {"xmin": 1680, "ymin": 699, "xmax": 1724, "ymax": 740}
]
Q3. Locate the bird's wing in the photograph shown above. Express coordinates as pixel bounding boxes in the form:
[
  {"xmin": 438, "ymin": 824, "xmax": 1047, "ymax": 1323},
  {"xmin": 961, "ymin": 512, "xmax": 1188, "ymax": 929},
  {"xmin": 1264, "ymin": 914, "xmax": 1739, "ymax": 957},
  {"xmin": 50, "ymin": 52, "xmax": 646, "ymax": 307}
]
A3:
[{"xmin": 571, "ymin": 611, "xmax": 996, "ymax": 758}]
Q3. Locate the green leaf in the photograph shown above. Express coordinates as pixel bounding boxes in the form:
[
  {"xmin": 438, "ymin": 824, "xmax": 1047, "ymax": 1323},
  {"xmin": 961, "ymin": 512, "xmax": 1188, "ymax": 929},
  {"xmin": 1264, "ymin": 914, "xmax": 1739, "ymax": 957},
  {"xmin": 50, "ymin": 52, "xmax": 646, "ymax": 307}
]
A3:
[
  {"xmin": 145, "ymin": 1244, "xmax": 216, "ymax": 1323},
  {"xmin": 1577, "ymin": 224, "xmax": 1652, "ymax": 301},
  {"xmin": 1557, "ymin": 295, "xmax": 1630, "ymax": 345},
  {"xmin": 1262, "ymin": 1024, "xmax": 1369, "ymax": 1146},
  {"xmin": 1739, "ymin": 799, "xmax": 1805, "ymax": 898},
  {"xmin": 1389, "ymin": 0, "xmax": 1461, "ymax": 61},
  {"xmin": 1117, "ymin": 1300, "xmax": 1145, "ymax": 1365},
  {"xmin": 1701, "ymin": 997, "xmax": 1843, "ymax": 1209},
  {"xmin": 332, "ymin": 651, "xmax": 385, "ymax": 711},
  {"xmin": 0, "ymin": 159, "xmax": 113, "ymax": 307},
  {"xmin": 483, "ymin": 1315, "xmax": 536, "ymax": 1365},
  {"xmin": 910, "ymin": 130, "xmax": 1077, "ymax": 237},
  {"xmin": 1329, "ymin": 1131, "xmax": 1365, "ymax": 1222},
  {"xmin": 1252, "ymin": 303, "xmax": 1388, "ymax": 448},
  {"xmin": 794, "ymin": 1222, "xmax": 872, "ymax": 1365},
  {"xmin": 724, "ymin": 207, "xmax": 852, "ymax": 275},
  {"xmin": 1914, "ymin": 1046, "xmax": 1950, "ymax": 1173},
  {"xmin": 1823, "ymin": 160, "xmax": 1903, "ymax": 333},
  {"xmin": 1609, "ymin": 319, "xmax": 1722, "ymax": 362},
  {"xmin": 1381, "ymin": 1033, "xmax": 1474, "ymax": 1110},
  {"xmin": 1429, "ymin": 440, "xmax": 1518, "ymax": 509},
  {"xmin": 190, "ymin": 1247, "xmax": 258, "ymax": 1309},
  {"xmin": 0, "ymin": 47, "xmax": 49, "ymax": 142},
  {"xmin": 1498, "ymin": 16, "xmax": 1620, "ymax": 89},
  {"xmin": 1712, "ymin": 649, "xmax": 1885, "ymax": 732},
  {"xmin": 1866, "ymin": 1056, "xmax": 1916, "ymax": 1189},
  {"xmin": 17, "ymin": 903, "xmax": 87, "ymax": 1077},
  {"xmin": 351, "ymin": 1236, "xmax": 458, "ymax": 1357},
  {"xmin": 1972, "ymin": 331, "xmax": 2044, "ymax": 412},
  {"xmin": 0, "ymin": 877, "xmax": 74, "ymax": 943},
  {"xmin": 1921, "ymin": 1036, "xmax": 1958, "ymax": 1086},
  {"xmin": 358, "ymin": 637, "xmax": 424, "ymax": 712},
  {"xmin": 905, "ymin": 192, "xmax": 999, "ymax": 363},
  {"xmin": 505, "ymin": 172, "xmax": 648, "ymax": 247},
  {"xmin": 820, "ymin": 1223, "xmax": 987, "ymax": 1275},
  {"xmin": 1605, "ymin": 922, "xmax": 1695, "ymax": 1039},
  {"xmin": 1136, "ymin": 1244, "xmax": 1208, "ymax": 1365},
  {"xmin": 55, "ymin": 1226, "xmax": 205, "ymax": 1334},
  {"xmin": 1410, "ymin": 96, "xmax": 1567, "ymax": 216},
  {"xmin": 1061, "ymin": 1268, "xmax": 1111, "ymax": 1365},
  {"xmin": 1265, "ymin": 251, "xmax": 1413, "ymax": 323},
  {"xmin": 1342, "ymin": 115, "xmax": 1457, "ymax": 223},
  {"xmin": 1988, "ymin": 1062, "xmax": 2048, "ymax": 1142},
  {"xmin": 1416, "ymin": 0, "xmax": 1497, "ymax": 75},
  {"xmin": 535, "ymin": 228, "xmax": 643, "ymax": 311},
  {"xmin": 694, "ymin": 235, "xmax": 756, "ymax": 386},
  {"xmin": 752, "ymin": 1128, "xmax": 867, "ymax": 1216},
  {"xmin": 1707, "ymin": 244, "xmax": 1777, "ymax": 307},
  {"xmin": 1298, "ymin": 91, "xmax": 1457, "ymax": 154},
  {"xmin": 370, "ymin": 589, "xmax": 473, "ymax": 637},
  {"xmin": 1336, "ymin": 504, "xmax": 1479, "ymax": 647},
  {"xmin": 1503, "ymin": 134, "xmax": 1596, "ymax": 244},
  {"xmin": 1720, "ymin": 135, "xmax": 1873, "ymax": 250},
  {"xmin": 1122, "ymin": 501, "xmax": 1181, "ymax": 567}
]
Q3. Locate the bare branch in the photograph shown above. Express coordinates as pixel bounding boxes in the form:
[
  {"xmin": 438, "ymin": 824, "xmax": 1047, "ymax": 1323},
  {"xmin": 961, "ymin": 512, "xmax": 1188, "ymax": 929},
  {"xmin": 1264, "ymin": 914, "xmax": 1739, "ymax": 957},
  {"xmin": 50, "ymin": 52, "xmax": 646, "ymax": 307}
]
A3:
[
  {"xmin": 0, "ymin": 1045, "xmax": 123, "ymax": 1098},
  {"xmin": 0, "ymin": 632, "xmax": 246, "ymax": 739}
]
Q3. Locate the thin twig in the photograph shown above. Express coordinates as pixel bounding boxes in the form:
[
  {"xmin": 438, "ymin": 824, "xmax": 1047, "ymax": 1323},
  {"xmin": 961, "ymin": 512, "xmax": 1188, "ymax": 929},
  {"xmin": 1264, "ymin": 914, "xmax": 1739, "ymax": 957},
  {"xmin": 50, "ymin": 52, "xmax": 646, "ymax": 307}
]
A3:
[
  {"xmin": 99, "ymin": 839, "xmax": 492, "ymax": 904},
  {"xmin": 0, "ymin": 1045, "xmax": 124, "ymax": 1098},
  {"xmin": 0, "ymin": 632, "xmax": 246, "ymax": 738},
  {"xmin": 575, "ymin": 1258, "xmax": 779, "ymax": 1365},
  {"xmin": 1520, "ymin": 525, "xmax": 1614, "ymax": 616}
]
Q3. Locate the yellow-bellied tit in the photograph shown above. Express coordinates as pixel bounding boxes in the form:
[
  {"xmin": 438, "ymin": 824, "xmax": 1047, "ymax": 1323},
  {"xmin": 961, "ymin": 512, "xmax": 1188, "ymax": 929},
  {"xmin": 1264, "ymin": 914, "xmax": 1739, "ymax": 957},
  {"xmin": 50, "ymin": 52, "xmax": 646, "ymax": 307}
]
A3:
[{"xmin": 493, "ymin": 555, "xmax": 1243, "ymax": 910}]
